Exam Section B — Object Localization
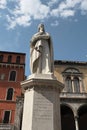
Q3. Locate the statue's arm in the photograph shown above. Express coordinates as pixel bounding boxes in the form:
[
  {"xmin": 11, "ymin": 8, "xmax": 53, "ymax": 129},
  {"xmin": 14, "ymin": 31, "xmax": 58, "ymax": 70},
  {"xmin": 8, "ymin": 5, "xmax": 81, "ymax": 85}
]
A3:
[
  {"xmin": 30, "ymin": 35, "xmax": 38, "ymax": 48},
  {"xmin": 30, "ymin": 34, "xmax": 41, "ymax": 45},
  {"xmin": 30, "ymin": 33, "xmax": 50, "ymax": 48}
]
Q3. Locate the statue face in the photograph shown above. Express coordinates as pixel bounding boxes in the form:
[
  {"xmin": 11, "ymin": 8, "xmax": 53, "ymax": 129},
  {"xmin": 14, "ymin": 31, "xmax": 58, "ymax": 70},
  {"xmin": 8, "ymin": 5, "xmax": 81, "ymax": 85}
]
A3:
[
  {"xmin": 39, "ymin": 25, "xmax": 44, "ymax": 31},
  {"xmin": 38, "ymin": 24, "xmax": 44, "ymax": 32}
]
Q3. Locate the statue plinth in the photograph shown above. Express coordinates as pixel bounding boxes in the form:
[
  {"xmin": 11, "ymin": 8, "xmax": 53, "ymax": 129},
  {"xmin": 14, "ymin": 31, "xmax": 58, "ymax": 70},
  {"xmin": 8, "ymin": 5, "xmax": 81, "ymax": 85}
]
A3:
[{"xmin": 21, "ymin": 74, "xmax": 64, "ymax": 130}]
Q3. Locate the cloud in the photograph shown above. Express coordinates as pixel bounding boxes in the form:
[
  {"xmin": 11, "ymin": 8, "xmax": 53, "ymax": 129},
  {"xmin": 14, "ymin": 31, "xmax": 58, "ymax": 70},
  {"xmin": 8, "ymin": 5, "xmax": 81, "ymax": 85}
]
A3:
[
  {"xmin": 80, "ymin": 0, "xmax": 87, "ymax": 15},
  {"xmin": 60, "ymin": 10, "xmax": 75, "ymax": 18},
  {"xmin": 6, "ymin": 14, "xmax": 31, "ymax": 29},
  {"xmin": 51, "ymin": 0, "xmax": 82, "ymax": 18},
  {"xmin": 80, "ymin": 0, "xmax": 87, "ymax": 10},
  {"xmin": 48, "ymin": 0, "xmax": 58, "ymax": 7},
  {"xmin": 6, "ymin": 0, "xmax": 50, "ymax": 29},
  {"xmin": 51, "ymin": 0, "xmax": 87, "ymax": 18},
  {"xmin": 51, "ymin": 20, "xmax": 59, "ymax": 26},
  {"xmin": 18, "ymin": 0, "xmax": 50, "ymax": 19},
  {"xmin": 0, "ymin": 0, "xmax": 87, "ymax": 29},
  {"xmin": 0, "ymin": 0, "xmax": 7, "ymax": 9}
]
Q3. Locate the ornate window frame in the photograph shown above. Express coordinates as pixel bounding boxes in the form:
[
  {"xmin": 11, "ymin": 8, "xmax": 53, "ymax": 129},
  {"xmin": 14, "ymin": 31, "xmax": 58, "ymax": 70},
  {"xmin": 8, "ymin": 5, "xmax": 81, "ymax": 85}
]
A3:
[{"xmin": 62, "ymin": 68, "xmax": 83, "ymax": 93}]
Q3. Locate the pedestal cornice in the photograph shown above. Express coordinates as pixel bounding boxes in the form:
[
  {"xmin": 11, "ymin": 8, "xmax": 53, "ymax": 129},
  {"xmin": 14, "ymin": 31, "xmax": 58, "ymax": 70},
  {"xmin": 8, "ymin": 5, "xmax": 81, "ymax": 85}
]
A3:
[{"xmin": 21, "ymin": 74, "xmax": 64, "ymax": 92}]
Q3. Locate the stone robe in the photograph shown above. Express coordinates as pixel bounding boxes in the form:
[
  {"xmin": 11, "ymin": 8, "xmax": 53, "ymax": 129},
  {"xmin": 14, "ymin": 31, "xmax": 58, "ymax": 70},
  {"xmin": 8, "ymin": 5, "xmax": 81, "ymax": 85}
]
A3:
[{"xmin": 30, "ymin": 32, "xmax": 54, "ymax": 74}]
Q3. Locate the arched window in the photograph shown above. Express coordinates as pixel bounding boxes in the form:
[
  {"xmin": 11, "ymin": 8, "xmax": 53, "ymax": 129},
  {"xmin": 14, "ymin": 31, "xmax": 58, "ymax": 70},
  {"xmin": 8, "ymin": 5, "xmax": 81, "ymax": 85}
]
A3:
[
  {"xmin": 65, "ymin": 77, "xmax": 72, "ymax": 92},
  {"xmin": 3, "ymin": 111, "xmax": 11, "ymax": 123},
  {"xmin": 73, "ymin": 77, "xmax": 80, "ymax": 93},
  {"xmin": 62, "ymin": 68, "xmax": 82, "ymax": 93},
  {"xmin": 6, "ymin": 88, "xmax": 14, "ymax": 100},
  {"xmin": 16, "ymin": 56, "xmax": 20, "ymax": 64},
  {"xmin": 0, "ymin": 55, "xmax": 3, "ymax": 62},
  {"xmin": 8, "ymin": 55, "xmax": 12, "ymax": 63},
  {"xmin": 9, "ymin": 71, "xmax": 16, "ymax": 81}
]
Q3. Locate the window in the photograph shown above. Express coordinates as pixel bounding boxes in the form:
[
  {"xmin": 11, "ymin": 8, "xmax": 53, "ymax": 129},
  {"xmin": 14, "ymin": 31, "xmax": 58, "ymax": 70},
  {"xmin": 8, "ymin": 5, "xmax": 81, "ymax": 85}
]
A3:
[
  {"xmin": 16, "ymin": 56, "xmax": 20, "ymax": 64},
  {"xmin": 0, "ymin": 55, "xmax": 3, "ymax": 62},
  {"xmin": 3, "ymin": 111, "xmax": 10, "ymax": 123},
  {"xmin": 63, "ymin": 68, "xmax": 82, "ymax": 93},
  {"xmin": 9, "ymin": 71, "xmax": 16, "ymax": 81},
  {"xmin": 6, "ymin": 88, "xmax": 13, "ymax": 100},
  {"xmin": 65, "ymin": 77, "xmax": 72, "ymax": 92},
  {"xmin": 0, "ymin": 74, "xmax": 5, "ymax": 80},
  {"xmin": 8, "ymin": 55, "xmax": 12, "ymax": 63},
  {"xmin": 73, "ymin": 77, "xmax": 80, "ymax": 93}
]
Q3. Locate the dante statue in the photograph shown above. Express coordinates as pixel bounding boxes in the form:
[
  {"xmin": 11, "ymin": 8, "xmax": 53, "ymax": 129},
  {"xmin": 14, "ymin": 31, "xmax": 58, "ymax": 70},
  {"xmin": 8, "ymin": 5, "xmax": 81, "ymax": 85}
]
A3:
[{"xmin": 30, "ymin": 23, "xmax": 54, "ymax": 74}]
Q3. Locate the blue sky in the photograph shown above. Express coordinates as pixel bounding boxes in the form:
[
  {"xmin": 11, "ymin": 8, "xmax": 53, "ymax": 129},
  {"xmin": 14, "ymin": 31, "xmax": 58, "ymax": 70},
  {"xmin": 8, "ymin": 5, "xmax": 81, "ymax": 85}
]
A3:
[{"xmin": 0, "ymin": 0, "xmax": 87, "ymax": 76}]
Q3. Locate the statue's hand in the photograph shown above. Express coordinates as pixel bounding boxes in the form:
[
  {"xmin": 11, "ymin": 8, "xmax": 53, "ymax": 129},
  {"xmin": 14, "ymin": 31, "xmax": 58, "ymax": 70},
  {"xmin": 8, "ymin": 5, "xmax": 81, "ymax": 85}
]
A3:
[
  {"xmin": 38, "ymin": 46, "xmax": 43, "ymax": 53},
  {"xmin": 35, "ymin": 45, "xmax": 43, "ymax": 53}
]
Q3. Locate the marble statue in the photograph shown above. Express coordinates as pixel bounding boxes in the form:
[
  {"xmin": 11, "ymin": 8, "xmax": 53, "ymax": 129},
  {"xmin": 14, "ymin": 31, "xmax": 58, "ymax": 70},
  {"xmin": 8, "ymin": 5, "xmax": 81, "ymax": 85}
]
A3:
[{"xmin": 30, "ymin": 23, "xmax": 54, "ymax": 74}]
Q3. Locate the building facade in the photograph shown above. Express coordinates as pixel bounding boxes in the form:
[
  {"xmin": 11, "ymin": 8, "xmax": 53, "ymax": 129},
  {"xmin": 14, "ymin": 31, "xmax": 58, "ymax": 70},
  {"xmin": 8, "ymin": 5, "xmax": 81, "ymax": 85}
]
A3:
[
  {"xmin": 0, "ymin": 50, "xmax": 87, "ymax": 130},
  {"xmin": 0, "ymin": 51, "xmax": 25, "ymax": 129},
  {"xmin": 14, "ymin": 60, "xmax": 87, "ymax": 130},
  {"xmin": 54, "ymin": 60, "xmax": 87, "ymax": 130}
]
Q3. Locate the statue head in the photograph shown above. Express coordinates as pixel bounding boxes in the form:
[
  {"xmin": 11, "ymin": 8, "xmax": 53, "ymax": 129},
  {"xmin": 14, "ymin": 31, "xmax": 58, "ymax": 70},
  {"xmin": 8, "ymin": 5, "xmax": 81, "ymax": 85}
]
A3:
[{"xmin": 38, "ymin": 23, "xmax": 45, "ymax": 32}]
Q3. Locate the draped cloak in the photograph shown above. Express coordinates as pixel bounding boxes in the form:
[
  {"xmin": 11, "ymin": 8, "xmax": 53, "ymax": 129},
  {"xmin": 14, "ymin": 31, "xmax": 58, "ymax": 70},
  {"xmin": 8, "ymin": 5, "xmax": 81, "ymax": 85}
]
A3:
[{"xmin": 30, "ymin": 32, "xmax": 54, "ymax": 74}]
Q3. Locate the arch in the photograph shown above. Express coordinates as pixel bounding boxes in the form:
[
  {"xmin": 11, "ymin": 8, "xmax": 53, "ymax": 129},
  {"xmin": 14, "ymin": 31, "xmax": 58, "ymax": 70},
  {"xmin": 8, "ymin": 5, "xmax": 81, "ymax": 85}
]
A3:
[
  {"xmin": 78, "ymin": 104, "xmax": 87, "ymax": 130},
  {"xmin": 60, "ymin": 103, "xmax": 74, "ymax": 112},
  {"xmin": 63, "ymin": 67, "xmax": 80, "ymax": 73},
  {"xmin": 60, "ymin": 104, "xmax": 75, "ymax": 130},
  {"xmin": 6, "ymin": 88, "xmax": 14, "ymax": 100},
  {"xmin": 9, "ymin": 70, "xmax": 16, "ymax": 81}
]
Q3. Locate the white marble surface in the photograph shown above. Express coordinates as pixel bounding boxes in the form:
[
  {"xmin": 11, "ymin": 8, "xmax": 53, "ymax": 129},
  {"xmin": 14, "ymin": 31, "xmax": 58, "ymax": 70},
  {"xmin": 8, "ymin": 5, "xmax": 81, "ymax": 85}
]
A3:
[
  {"xmin": 30, "ymin": 24, "xmax": 54, "ymax": 74},
  {"xmin": 21, "ymin": 76, "xmax": 64, "ymax": 130}
]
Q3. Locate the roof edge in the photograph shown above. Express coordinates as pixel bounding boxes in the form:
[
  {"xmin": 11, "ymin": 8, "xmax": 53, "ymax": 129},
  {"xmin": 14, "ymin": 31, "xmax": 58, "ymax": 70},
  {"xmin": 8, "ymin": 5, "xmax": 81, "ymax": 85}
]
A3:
[
  {"xmin": 54, "ymin": 60, "xmax": 87, "ymax": 66},
  {"xmin": 0, "ymin": 51, "xmax": 26, "ymax": 55}
]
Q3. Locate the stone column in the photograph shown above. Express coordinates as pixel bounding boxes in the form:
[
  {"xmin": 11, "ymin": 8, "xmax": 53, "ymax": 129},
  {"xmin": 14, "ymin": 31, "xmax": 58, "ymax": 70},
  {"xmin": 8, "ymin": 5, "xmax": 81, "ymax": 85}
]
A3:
[
  {"xmin": 14, "ymin": 97, "xmax": 24, "ymax": 130},
  {"xmin": 74, "ymin": 116, "xmax": 79, "ymax": 130},
  {"xmin": 21, "ymin": 74, "xmax": 64, "ymax": 130},
  {"xmin": 71, "ymin": 76, "xmax": 74, "ymax": 92}
]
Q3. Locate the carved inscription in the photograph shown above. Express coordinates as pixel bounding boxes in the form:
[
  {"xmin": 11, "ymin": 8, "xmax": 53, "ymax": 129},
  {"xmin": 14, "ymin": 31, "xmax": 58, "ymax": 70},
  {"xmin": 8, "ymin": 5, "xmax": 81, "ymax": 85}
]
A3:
[{"xmin": 33, "ymin": 90, "xmax": 54, "ymax": 121}]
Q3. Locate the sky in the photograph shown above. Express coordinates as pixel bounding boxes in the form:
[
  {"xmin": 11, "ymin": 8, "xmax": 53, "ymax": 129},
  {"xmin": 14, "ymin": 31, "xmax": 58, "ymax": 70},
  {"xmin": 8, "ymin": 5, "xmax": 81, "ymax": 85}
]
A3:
[{"xmin": 0, "ymin": 0, "xmax": 87, "ymax": 76}]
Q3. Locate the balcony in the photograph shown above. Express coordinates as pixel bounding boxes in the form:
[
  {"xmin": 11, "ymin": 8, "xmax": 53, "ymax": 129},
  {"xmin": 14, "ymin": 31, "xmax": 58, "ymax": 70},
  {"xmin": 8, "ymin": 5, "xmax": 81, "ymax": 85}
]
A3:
[{"xmin": 0, "ymin": 124, "xmax": 14, "ymax": 130}]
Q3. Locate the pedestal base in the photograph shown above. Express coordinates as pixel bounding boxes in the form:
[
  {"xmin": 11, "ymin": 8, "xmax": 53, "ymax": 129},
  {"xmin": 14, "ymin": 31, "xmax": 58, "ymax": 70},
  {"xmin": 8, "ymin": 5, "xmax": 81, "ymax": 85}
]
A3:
[{"xmin": 21, "ymin": 74, "xmax": 64, "ymax": 130}]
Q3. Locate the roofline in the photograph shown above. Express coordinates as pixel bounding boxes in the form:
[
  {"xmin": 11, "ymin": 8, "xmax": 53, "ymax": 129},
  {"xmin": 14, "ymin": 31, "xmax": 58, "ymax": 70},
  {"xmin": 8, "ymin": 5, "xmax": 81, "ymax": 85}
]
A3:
[
  {"xmin": 54, "ymin": 60, "xmax": 87, "ymax": 66},
  {"xmin": 0, "ymin": 51, "xmax": 26, "ymax": 55}
]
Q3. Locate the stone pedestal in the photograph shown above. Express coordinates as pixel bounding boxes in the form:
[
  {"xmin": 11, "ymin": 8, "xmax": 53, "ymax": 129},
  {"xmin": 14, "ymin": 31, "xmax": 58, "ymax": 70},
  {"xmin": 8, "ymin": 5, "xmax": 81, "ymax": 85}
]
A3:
[{"xmin": 21, "ymin": 74, "xmax": 64, "ymax": 130}]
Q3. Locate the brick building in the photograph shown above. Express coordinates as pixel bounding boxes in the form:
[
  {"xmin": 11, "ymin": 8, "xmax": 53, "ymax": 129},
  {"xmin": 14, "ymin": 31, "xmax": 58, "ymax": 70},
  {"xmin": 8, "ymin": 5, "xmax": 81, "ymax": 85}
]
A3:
[{"xmin": 0, "ymin": 51, "xmax": 25, "ymax": 129}]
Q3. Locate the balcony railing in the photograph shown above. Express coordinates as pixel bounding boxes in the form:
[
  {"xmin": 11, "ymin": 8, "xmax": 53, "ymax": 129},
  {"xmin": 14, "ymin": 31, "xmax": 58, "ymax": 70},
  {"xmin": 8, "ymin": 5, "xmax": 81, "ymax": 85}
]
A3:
[
  {"xmin": 60, "ymin": 92, "xmax": 87, "ymax": 99},
  {"xmin": 0, "ymin": 124, "xmax": 14, "ymax": 130}
]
